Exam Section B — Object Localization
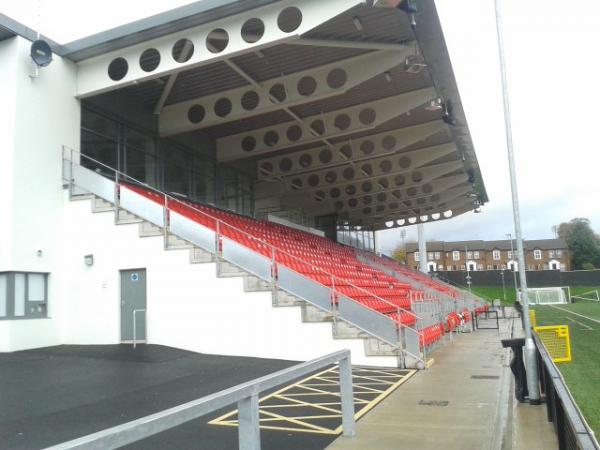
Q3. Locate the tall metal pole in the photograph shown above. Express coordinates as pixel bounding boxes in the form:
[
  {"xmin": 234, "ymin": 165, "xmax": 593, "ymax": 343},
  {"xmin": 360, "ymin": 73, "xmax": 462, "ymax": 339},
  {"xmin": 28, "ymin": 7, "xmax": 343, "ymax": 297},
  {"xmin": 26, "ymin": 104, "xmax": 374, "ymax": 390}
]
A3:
[
  {"xmin": 417, "ymin": 223, "xmax": 428, "ymax": 274},
  {"xmin": 494, "ymin": 0, "xmax": 540, "ymax": 403},
  {"xmin": 506, "ymin": 233, "xmax": 518, "ymax": 298}
]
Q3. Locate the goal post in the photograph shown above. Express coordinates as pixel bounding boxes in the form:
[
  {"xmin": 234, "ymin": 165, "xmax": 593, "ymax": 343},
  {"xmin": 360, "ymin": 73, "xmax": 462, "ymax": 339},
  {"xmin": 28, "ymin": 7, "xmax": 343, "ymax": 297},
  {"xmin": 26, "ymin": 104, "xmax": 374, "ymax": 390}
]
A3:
[{"xmin": 518, "ymin": 286, "xmax": 571, "ymax": 305}]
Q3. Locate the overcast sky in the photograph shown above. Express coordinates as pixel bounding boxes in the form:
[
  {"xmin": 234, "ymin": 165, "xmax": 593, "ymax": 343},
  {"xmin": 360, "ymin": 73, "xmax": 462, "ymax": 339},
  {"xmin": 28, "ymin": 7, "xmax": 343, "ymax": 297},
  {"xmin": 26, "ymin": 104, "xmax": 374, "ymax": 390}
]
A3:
[{"xmin": 2, "ymin": 0, "xmax": 599, "ymax": 255}]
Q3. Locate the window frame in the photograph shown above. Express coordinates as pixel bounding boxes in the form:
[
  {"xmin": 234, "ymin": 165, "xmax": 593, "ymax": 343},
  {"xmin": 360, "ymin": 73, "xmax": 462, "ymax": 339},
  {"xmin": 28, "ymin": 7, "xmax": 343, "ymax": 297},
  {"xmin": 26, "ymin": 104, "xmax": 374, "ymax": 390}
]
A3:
[
  {"xmin": 0, "ymin": 272, "xmax": 49, "ymax": 320},
  {"xmin": 534, "ymin": 249, "xmax": 542, "ymax": 260},
  {"xmin": 492, "ymin": 249, "xmax": 501, "ymax": 261},
  {"xmin": 452, "ymin": 250, "xmax": 460, "ymax": 261}
]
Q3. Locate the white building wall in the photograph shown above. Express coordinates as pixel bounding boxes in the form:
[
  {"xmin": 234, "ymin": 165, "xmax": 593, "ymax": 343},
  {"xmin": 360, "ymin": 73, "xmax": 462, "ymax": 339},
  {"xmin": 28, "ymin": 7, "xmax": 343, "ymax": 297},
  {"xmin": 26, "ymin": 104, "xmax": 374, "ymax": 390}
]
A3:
[
  {"xmin": 0, "ymin": 36, "xmax": 79, "ymax": 351},
  {"xmin": 58, "ymin": 196, "xmax": 394, "ymax": 366}
]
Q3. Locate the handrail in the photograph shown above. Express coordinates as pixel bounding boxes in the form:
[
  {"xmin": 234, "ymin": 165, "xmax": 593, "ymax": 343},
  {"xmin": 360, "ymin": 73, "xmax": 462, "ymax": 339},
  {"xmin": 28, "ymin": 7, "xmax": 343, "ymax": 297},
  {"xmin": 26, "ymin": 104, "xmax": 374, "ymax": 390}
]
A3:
[
  {"xmin": 43, "ymin": 349, "xmax": 356, "ymax": 450},
  {"xmin": 63, "ymin": 147, "xmax": 421, "ymax": 327},
  {"xmin": 132, "ymin": 309, "xmax": 146, "ymax": 349}
]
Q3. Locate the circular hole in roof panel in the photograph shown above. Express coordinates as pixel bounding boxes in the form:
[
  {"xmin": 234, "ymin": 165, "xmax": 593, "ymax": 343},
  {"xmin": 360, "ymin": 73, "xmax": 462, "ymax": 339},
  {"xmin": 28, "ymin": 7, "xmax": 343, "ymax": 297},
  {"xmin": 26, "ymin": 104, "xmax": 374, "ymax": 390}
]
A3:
[
  {"xmin": 241, "ymin": 18, "xmax": 265, "ymax": 43},
  {"xmin": 334, "ymin": 114, "xmax": 351, "ymax": 131},
  {"xmin": 241, "ymin": 91, "xmax": 260, "ymax": 110},
  {"xmin": 360, "ymin": 140, "xmax": 374, "ymax": 155},
  {"xmin": 319, "ymin": 149, "xmax": 333, "ymax": 163},
  {"xmin": 264, "ymin": 130, "xmax": 279, "ymax": 147},
  {"xmin": 269, "ymin": 83, "xmax": 287, "ymax": 103},
  {"xmin": 207, "ymin": 28, "xmax": 229, "ymax": 53},
  {"xmin": 139, "ymin": 48, "xmax": 160, "ymax": 72},
  {"xmin": 214, "ymin": 98, "xmax": 232, "ymax": 117},
  {"xmin": 311, "ymin": 119, "xmax": 325, "ymax": 135},
  {"xmin": 279, "ymin": 158, "xmax": 293, "ymax": 171},
  {"xmin": 342, "ymin": 167, "xmax": 355, "ymax": 180},
  {"xmin": 241, "ymin": 136, "xmax": 256, "ymax": 152},
  {"xmin": 286, "ymin": 125, "xmax": 302, "ymax": 142},
  {"xmin": 278, "ymin": 7, "xmax": 303, "ymax": 33},
  {"xmin": 327, "ymin": 68, "xmax": 347, "ymax": 89},
  {"xmin": 108, "ymin": 57, "xmax": 128, "ymax": 81},
  {"xmin": 172, "ymin": 39, "xmax": 194, "ymax": 62},
  {"xmin": 382, "ymin": 135, "xmax": 396, "ymax": 150},
  {"xmin": 299, "ymin": 154, "xmax": 312, "ymax": 167},
  {"xmin": 188, "ymin": 105, "xmax": 206, "ymax": 124},
  {"xmin": 359, "ymin": 108, "xmax": 376, "ymax": 125},
  {"xmin": 308, "ymin": 174, "xmax": 320, "ymax": 187},
  {"xmin": 297, "ymin": 76, "xmax": 317, "ymax": 96}
]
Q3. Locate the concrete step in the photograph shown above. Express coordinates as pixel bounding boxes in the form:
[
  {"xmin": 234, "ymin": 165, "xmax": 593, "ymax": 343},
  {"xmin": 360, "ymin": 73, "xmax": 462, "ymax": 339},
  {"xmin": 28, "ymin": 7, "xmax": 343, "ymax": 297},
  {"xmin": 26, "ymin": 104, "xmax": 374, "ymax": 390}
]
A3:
[
  {"xmin": 332, "ymin": 320, "xmax": 369, "ymax": 340},
  {"xmin": 165, "ymin": 233, "xmax": 193, "ymax": 250},
  {"xmin": 115, "ymin": 209, "xmax": 143, "ymax": 224},
  {"xmin": 272, "ymin": 289, "xmax": 305, "ymax": 307},
  {"xmin": 364, "ymin": 337, "xmax": 400, "ymax": 357},
  {"xmin": 301, "ymin": 303, "xmax": 333, "ymax": 323},
  {"xmin": 139, "ymin": 221, "xmax": 163, "ymax": 237},
  {"xmin": 216, "ymin": 259, "xmax": 247, "ymax": 278},
  {"xmin": 243, "ymin": 275, "xmax": 272, "ymax": 292},
  {"xmin": 189, "ymin": 247, "xmax": 215, "ymax": 264},
  {"xmin": 92, "ymin": 196, "xmax": 114, "ymax": 213}
]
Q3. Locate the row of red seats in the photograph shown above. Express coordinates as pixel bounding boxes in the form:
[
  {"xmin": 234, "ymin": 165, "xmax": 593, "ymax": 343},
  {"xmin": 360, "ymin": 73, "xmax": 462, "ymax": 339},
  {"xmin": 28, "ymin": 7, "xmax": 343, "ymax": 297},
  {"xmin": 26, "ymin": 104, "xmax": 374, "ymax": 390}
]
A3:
[
  {"xmin": 419, "ymin": 323, "xmax": 445, "ymax": 346},
  {"xmin": 120, "ymin": 184, "xmax": 419, "ymax": 326}
]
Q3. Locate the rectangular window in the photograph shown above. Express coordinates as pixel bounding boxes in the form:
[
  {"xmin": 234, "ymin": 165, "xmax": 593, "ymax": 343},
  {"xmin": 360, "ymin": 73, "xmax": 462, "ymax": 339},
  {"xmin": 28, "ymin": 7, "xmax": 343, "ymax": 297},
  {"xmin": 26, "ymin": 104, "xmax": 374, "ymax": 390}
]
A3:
[
  {"xmin": 427, "ymin": 252, "xmax": 434, "ymax": 260},
  {"xmin": 466, "ymin": 251, "xmax": 473, "ymax": 259},
  {"xmin": 534, "ymin": 249, "xmax": 542, "ymax": 260},
  {"xmin": 548, "ymin": 250, "xmax": 555, "ymax": 258},
  {"xmin": 434, "ymin": 252, "xmax": 441, "ymax": 260},
  {"xmin": 0, "ymin": 272, "xmax": 48, "ymax": 320},
  {"xmin": 477, "ymin": 264, "xmax": 483, "ymax": 270},
  {"xmin": 487, "ymin": 265, "xmax": 492, "ymax": 270},
  {"xmin": 493, "ymin": 250, "xmax": 501, "ymax": 260},
  {"xmin": 414, "ymin": 252, "xmax": 420, "ymax": 261},
  {"xmin": 452, "ymin": 251, "xmax": 460, "ymax": 261},
  {"xmin": 438, "ymin": 265, "xmax": 444, "ymax": 271},
  {"xmin": 507, "ymin": 251, "xmax": 512, "ymax": 259},
  {"xmin": 474, "ymin": 251, "xmax": 480, "ymax": 259},
  {"xmin": 460, "ymin": 265, "xmax": 466, "ymax": 271},
  {"xmin": 556, "ymin": 250, "xmax": 562, "ymax": 257}
]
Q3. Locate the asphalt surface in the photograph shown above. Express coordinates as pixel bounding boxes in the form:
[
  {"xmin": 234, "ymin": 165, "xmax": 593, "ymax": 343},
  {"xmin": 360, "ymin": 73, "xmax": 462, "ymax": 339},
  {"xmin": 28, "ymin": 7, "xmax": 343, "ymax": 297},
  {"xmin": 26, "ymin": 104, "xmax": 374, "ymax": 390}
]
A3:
[{"xmin": 0, "ymin": 345, "xmax": 339, "ymax": 450}]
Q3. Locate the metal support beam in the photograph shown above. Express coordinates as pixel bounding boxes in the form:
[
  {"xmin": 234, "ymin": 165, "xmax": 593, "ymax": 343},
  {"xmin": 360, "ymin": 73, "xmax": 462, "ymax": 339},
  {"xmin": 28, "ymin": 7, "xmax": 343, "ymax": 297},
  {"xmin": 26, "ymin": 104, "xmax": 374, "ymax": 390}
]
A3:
[
  {"xmin": 258, "ymin": 120, "xmax": 448, "ymax": 179},
  {"xmin": 76, "ymin": 0, "xmax": 363, "ymax": 97},
  {"xmin": 290, "ymin": 37, "xmax": 412, "ymax": 51},
  {"xmin": 216, "ymin": 87, "xmax": 437, "ymax": 161},
  {"xmin": 159, "ymin": 48, "xmax": 414, "ymax": 134}
]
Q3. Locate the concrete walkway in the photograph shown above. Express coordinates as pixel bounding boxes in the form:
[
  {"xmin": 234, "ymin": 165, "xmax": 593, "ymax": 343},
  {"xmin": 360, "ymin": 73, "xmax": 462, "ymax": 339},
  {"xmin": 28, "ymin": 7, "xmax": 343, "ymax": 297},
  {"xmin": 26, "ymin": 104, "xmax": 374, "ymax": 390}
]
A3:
[{"xmin": 327, "ymin": 316, "xmax": 557, "ymax": 450}]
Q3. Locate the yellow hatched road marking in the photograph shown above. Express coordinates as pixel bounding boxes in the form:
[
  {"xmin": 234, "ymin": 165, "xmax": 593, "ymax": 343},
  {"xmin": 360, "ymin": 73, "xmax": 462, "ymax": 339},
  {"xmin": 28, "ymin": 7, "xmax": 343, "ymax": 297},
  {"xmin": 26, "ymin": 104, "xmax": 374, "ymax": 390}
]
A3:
[{"xmin": 208, "ymin": 366, "xmax": 416, "ymax": 435}]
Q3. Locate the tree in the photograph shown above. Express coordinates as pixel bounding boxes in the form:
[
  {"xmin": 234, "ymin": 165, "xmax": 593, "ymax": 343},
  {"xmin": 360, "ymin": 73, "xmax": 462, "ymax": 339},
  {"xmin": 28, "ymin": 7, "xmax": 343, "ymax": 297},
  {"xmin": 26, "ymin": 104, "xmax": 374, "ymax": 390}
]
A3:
[
  {"xmin": 391, "ymin": 239, "xmax": 416, "ymax": 265},
  {"xmin": 555, "ymin": 218, "xmax": 600, "ymax": 270},
  {"xmin": 392, "ymin": 246, "xmax": 407, "ymax": 264}
]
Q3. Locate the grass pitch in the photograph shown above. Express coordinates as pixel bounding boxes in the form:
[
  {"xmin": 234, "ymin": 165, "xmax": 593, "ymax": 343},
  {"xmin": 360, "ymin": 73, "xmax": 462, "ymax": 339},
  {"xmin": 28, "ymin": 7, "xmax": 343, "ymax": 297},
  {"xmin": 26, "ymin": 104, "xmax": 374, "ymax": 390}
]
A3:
[{"xmin": 533, "ymin": 298, "xmax": 600, "ymax": 437}]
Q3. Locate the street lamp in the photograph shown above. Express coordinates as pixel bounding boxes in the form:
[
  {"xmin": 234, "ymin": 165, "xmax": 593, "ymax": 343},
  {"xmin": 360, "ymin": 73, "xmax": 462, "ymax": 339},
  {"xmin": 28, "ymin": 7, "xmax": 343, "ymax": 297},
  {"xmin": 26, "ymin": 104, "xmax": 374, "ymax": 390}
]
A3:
[
  {"xmin": 505, "ymin": 233, "xmax": 518, "ymax": 300},
  {"xmin": 495, "ymin": 0, "xmax": 540, "ymax": 403}
]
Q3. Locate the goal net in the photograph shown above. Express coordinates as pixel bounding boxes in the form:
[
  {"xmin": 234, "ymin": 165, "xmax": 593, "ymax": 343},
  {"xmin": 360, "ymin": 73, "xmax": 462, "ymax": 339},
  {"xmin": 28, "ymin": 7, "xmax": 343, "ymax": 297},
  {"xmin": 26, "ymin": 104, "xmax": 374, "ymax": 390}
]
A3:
[{"xmin": 518, "ymin": 287, "xmax": 570, "ymax": 305}]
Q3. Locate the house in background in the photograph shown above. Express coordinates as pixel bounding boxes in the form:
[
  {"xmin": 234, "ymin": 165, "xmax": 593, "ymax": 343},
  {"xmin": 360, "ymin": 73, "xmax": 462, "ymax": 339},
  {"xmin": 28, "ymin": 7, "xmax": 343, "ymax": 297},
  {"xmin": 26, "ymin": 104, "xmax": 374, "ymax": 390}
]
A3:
[{"xmin": 405, "ymin": 239, "xmax": 569, "ymax": 272}]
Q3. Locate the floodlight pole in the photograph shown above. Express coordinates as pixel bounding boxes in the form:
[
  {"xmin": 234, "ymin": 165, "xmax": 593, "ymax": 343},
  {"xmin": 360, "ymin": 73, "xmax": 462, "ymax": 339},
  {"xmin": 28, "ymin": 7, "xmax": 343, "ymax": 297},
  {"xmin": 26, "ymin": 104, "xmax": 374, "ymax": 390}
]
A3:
[
  {"xmin": 494, "ymin": 0, "xmax": 541, "ymax": 403},
  {"xmin": 506, "ymin": 233, "xmax": 519, "ymax": 296},
  {"xmin": 417, "ymin": 223, "xmax": 428, "ymax": 274}
]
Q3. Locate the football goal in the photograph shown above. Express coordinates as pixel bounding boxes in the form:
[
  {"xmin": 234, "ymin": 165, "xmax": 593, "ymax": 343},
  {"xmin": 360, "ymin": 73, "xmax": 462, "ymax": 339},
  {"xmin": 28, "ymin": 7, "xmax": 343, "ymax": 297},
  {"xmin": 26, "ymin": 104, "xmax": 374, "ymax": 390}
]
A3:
[{"xmin": 518, "ymin": 286, "xmax": 571, "ymax": 305}]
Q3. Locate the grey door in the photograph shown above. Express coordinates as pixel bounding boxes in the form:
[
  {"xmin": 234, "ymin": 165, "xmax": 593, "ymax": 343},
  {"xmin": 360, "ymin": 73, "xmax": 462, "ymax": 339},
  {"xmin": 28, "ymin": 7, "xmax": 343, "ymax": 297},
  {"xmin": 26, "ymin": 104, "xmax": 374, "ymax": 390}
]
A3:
[{"xmin": 120, "ymin": 269, "xmax": 147, "ymax": 343}]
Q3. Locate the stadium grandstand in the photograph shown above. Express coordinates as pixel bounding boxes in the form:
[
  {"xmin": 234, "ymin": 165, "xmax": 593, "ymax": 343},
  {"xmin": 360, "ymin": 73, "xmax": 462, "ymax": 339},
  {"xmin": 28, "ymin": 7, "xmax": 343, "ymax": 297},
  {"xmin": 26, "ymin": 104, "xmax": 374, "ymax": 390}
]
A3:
[{"xmin": 3, "ymin": 1, "xmax": 582, "ymax": 450}]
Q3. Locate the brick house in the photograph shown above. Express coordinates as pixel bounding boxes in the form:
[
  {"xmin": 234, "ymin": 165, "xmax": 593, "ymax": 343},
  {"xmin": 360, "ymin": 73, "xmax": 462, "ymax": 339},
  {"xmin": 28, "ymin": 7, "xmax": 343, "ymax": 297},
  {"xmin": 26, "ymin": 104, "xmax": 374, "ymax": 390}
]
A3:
[{"xmin": 405, "ymin": 239, "xmax": 570, "ymax": 272}]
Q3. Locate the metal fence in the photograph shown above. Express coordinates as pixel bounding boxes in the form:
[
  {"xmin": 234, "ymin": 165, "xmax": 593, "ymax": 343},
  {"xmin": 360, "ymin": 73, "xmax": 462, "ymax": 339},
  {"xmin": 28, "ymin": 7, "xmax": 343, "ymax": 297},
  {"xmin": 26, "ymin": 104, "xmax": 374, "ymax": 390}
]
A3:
[
  {"xmin": 44, "ymin": 350, "xmax": 355, "ymax": 450},
  {"xmin": 534, "ymin": 334, "xmax": 599, "ymax": 450}
]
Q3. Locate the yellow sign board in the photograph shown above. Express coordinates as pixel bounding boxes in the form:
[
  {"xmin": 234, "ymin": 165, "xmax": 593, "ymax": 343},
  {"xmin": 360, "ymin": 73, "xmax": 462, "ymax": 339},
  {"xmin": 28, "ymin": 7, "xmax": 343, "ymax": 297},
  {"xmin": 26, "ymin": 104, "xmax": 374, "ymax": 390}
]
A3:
[{"xmin": 534, "ymin": 325, "xmax": 571, "ymax": 363}]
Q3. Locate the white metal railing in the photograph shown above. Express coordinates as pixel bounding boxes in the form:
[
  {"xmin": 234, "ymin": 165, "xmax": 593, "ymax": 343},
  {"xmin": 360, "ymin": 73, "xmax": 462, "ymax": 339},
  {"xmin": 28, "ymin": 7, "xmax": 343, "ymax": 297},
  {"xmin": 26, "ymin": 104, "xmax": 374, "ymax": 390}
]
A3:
[
  {"xmin": 43, "ymin": 350, "xmax": 355, "ymax": 450},
  {"xmin": 132, "ymin": 309, "xmax": 147, "ymax": 349},
  {"xmin": 62, "ymin": 147, "xmax": 424, "ymax": 362}
]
